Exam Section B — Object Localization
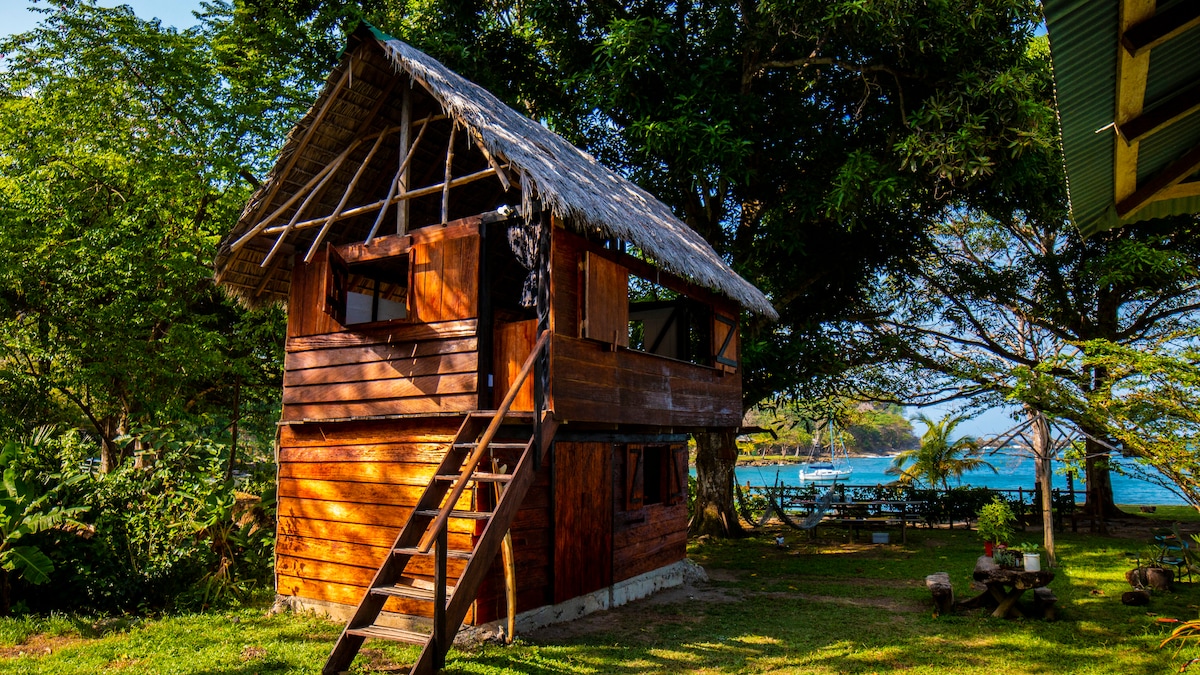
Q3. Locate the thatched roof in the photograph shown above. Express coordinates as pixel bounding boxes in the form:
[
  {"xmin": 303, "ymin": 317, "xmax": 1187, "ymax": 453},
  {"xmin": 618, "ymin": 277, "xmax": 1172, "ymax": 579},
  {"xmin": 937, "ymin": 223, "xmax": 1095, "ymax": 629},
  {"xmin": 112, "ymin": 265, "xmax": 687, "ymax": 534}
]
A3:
[{"xmin": 215, "ymin": 24, "xmax": 776, "ymax": 319}]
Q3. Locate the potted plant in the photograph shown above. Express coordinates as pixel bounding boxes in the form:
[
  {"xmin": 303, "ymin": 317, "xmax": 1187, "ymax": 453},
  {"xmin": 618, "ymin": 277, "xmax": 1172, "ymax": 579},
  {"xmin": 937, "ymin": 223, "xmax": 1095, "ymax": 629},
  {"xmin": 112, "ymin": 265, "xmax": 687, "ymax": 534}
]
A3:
[
  {"xmin": 1125, "ymin": 546, "xmax": 1175, "ymax": 591},
  {"xmin": 992, "ymin": 546, "xmax": 1022, "ymax": 569},
  {"xmin": 1013, "ymin": 542, "xmax": 1041, "ymax": 571},
  {"xmin": 976, "ymin": 497, "xmax": 1017, "ymax": 557}
]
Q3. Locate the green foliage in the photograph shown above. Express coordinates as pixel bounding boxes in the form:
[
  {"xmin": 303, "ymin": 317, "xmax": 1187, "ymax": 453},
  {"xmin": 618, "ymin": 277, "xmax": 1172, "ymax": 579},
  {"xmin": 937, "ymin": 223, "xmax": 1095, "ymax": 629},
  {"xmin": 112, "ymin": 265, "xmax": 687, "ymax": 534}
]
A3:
[
  {"xmin": 976, "ymin": 496, "xmax": 1017, "ymax": 545},
  {"xmin": 6, "ymin": 425, "xmax": 275, "ymax": 613},
  {"xmin": 887, "ymin": 413, "xmax": 994, "ymax": 489},
  {"xmin": 0, "ymin": 431, "xmax": 89, "ymax": 607},
  {"xmin": 0, "ymin": 0, "xmax": 286, "ymax": 465}
]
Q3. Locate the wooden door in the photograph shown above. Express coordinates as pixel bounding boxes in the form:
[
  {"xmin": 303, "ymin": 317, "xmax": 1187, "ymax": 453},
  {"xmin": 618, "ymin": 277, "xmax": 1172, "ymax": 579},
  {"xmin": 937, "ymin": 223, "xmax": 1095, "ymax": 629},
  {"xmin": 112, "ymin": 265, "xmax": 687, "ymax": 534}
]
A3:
[
  {"xmin": 553, "ymin": 442, "xmax": 613, "ymax": 603},
  {"xmin": 492, "ymin": 319, "xmax": 537, "ymax": 410}
]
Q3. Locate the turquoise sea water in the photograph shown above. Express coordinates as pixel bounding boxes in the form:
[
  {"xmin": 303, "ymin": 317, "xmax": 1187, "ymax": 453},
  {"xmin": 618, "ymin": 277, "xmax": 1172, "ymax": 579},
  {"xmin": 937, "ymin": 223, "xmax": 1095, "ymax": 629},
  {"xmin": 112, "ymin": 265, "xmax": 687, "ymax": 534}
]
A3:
[{"xmin": 708, "ymin": 454, "xmax": 1186, "ymax": 506}]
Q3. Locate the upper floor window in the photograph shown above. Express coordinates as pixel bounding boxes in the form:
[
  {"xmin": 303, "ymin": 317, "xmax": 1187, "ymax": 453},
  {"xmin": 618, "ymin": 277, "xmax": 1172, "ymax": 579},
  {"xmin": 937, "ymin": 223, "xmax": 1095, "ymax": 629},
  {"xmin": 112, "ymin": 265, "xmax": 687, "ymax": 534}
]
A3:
[{"xmin": 324, "ymin": 245, "xmax": 410, "ymax": 326}]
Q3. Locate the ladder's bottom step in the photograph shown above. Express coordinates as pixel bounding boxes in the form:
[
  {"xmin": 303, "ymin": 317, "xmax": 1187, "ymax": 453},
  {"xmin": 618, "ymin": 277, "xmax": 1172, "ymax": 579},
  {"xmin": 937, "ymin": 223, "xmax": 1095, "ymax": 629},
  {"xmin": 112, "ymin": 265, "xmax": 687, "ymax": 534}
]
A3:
[
  {"xmin": 370, "ymin": 583, "xmax": 456, "ymax": 601},
  {"xmin": 346, "ymin": 624, "xmax": 429, "ymax": 644}
]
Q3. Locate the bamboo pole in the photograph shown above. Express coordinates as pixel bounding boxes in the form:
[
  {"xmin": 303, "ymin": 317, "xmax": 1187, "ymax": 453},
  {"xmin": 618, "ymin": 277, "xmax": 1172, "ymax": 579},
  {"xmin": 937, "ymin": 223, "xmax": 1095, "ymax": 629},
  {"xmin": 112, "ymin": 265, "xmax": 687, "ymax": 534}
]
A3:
[
  {"xmin": 261, "ymin": 166, "xmax": 501, "ymax": 236},
  {"xmin": 241, "ymin": 67, "xmax": 351, "ymax": 232},
  {"xmin": 234, "ymin": 125, "xmax": 397, "ymax": 254},
  {"xmin": 304, "ymin": 126, "xmax": 393, "ymax": 263},
  {"xmin": 492, "ymin": 459, "xmax": 516, "ymax": 644},
  {"xmin": 396, "ymin": 92, "xmax": 412, "ymax": 236},
  {"xmin": 442, "ymin": 121, "xmax": 458, "ymax": 224},
  {"xmin": 367, "ymin": 111, "xmax": 433, "ymax": 245},
  {"xmin": 469, "ymin": 127, "xmax": 512, "ymax": 191},
  {"xmin": 259, "ymin": 152, "xmax": 348, "ymax": 268}
]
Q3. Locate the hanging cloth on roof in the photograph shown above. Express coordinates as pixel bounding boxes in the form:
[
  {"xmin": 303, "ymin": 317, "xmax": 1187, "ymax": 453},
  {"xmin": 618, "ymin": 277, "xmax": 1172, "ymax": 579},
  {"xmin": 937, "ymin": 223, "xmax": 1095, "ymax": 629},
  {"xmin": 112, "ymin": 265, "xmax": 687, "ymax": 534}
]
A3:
[{"xmin": 507, "ymin": 218, "xmax": 542, "ymax": 308}]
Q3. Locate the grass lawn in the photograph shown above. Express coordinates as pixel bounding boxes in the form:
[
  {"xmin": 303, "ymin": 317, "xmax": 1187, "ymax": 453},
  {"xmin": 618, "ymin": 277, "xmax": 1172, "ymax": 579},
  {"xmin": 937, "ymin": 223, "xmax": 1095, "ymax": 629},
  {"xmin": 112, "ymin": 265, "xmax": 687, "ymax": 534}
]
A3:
[{"xmin": 5, "ymin": 520, "xmax": 1200, "ymax": 674}]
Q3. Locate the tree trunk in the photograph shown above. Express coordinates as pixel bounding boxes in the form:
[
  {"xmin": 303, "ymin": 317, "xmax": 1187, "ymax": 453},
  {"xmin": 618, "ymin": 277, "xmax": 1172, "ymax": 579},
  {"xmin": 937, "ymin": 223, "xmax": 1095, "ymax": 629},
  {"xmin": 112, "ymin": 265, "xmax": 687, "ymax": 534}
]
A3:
[
  {"xmin": 1027, "ymin": 408, "xmax": 1056, "ymax": 568},
  {"xmin": 1082, "ymin": 434, "xmax": 1119, "ymax": 529},
  {"xmin": 691, "ymin": 429, "xmax": 743, "ymax": 538}
]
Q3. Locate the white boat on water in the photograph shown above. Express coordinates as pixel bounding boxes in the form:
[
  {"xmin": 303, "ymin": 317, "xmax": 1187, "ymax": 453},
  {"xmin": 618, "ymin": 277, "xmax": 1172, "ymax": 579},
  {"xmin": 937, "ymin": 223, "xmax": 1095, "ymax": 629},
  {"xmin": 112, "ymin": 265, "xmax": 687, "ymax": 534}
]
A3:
[{"xmin": 798, "ymin": 419, "xmax": 853, "ymax": 482}]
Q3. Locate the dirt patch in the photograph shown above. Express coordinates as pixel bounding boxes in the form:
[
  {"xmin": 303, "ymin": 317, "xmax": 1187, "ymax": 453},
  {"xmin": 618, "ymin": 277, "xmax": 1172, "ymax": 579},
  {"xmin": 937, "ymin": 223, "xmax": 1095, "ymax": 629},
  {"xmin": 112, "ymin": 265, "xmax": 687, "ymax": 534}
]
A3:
[
  {"xmin": 529, "ymin": 581, "xmax": 739, "ymax": 644},
  {"xmin": 0, "ymin": 634, "xmax": 84, "ymax": 659}
]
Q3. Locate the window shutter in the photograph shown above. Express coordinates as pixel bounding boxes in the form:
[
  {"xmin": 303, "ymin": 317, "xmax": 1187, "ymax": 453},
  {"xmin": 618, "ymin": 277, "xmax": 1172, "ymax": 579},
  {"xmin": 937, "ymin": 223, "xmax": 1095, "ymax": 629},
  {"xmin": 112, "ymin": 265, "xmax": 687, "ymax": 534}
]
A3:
[
  {"xmin": 712, "ymin": 312, "xmax": 738, "ymax": 372},
  {"xmin": 322, "ymin": 244, "xmax": 348, "ymax": 325},
  {"xmin": 625, "ymin": 444, "xmax": 644, "ymax": 510},
  {"xmin": 585, "ymin": 252, "xmax": 629, "ymax": 346},
  {"xmin": 667, "ymin": 445, "xmax": 688, "ymax": 505}
]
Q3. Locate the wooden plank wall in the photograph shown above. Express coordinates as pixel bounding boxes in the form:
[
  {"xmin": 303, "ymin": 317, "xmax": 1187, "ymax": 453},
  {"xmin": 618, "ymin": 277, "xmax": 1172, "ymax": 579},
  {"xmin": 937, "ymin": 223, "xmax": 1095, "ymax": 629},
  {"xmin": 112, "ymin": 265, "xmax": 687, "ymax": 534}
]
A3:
[
  {"xmin": 551, "ymin": 335, "xmax": 742, "ymax": 427},
  {"xmin": 553, "ymin": 441, "xmax": 613, "ymax": 604},
  {"xmin": 281, "ymin": 320, "xmax": 479, "ymax": 421},
  {"xmin": 611, "ymin": 443, "xmax": 688, "ymax": 582},
  {"xmin": 288, "ymin": 253, "xmax": 340, "ymax": 338},
  {"xmin": 276, "ymin": 418, "xmax": 476, "ymax": 620}
]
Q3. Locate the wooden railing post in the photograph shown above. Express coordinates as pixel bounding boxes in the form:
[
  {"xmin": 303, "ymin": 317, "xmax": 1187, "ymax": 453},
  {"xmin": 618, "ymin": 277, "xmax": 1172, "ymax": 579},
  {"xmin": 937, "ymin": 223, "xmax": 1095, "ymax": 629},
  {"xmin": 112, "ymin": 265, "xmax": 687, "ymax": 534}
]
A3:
[{"xmin": 433, "ymin": 524, "xmax": 447, "ymax": 670}]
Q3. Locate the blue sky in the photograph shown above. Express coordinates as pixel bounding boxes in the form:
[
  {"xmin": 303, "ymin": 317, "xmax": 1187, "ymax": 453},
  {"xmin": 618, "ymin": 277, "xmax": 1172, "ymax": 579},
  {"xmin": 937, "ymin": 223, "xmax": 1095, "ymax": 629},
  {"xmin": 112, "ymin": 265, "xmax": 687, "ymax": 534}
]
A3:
[
  {"xmin": 1, "ymin": 1, "xmax": 204, "ymax": 38},
  {"xmin": 0, "ymin": 2, "xmax": 1029, "ymax": 441}
]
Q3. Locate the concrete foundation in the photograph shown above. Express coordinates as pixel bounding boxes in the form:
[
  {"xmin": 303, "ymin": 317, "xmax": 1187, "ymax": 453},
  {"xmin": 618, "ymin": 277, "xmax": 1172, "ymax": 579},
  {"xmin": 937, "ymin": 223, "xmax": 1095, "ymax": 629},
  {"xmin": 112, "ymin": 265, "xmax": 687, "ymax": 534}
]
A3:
[{"xmin": 277, "ymin": 558, "xmax": 698, "ymax": 644}]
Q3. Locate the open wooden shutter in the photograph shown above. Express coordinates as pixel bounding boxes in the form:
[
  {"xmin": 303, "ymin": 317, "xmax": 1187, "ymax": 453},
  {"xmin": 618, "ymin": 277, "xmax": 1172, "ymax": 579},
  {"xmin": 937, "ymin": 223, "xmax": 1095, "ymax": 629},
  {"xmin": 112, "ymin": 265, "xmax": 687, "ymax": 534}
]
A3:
[
  {"xmin": 625, "ymin": 444, "xmax": 644, "ymax": 510},
  {"xmin": 584, "ymin": 252, "xmax": 629, "ymax": 346},
  {"xmin": 712, "ymin": 311, "xmax": 738, "ymax": 373},
  {"xmin": 667, "ymin": 445, "xmax": 688, "ymax": 505},
  {"xmin": 322, "ymin": 244, "xmax": 348, "ymax": 325}
]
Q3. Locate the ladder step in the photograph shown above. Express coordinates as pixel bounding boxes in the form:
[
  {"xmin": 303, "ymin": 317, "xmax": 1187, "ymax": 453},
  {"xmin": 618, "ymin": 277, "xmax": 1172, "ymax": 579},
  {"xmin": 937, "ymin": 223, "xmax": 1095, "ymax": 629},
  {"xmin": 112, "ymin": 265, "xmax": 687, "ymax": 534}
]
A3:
[
  {"xmin": 369, "ymin": 583, "xmax": 456, "ymax": 601},
  {"xmin": 416, "ymin": 509, "xmax": 492, "ymax": 520},
  {"xmin": 451, "ymin": 442, "xmax": 528, "ymax": 450},
  {"xmin": 394, "ymin": 546, "xmax": 472, "ymax": 560},
  {"xmin": 435, "ymin": 472, "xmax": 512, "ymax": 483},
  {"xmin": 470, "ymin": 410, "xmax": 534, "ymax": 421},
  {"xmin": 346, "ymin": 624, "xmax": 429, "ymax": 644}
]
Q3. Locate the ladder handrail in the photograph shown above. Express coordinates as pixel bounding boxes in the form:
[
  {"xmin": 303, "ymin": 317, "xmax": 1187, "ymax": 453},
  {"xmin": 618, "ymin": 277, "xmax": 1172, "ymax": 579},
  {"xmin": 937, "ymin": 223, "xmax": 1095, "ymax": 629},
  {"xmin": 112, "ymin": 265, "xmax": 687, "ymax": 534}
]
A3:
[{"xmin": 418, "ymin": 328, "xmax": 550, "ymax": 553}]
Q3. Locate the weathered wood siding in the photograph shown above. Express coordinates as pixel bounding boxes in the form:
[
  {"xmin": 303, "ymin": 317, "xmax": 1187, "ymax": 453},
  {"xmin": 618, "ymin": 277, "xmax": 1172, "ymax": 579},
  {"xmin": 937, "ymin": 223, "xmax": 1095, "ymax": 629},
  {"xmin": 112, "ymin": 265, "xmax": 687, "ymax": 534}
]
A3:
[
  {"xmin": 275, "ymin": 418, "xmax": 476, "ymax": 620},
  {"xmin": 550, "ymin": 335, "xmax": 741, "ymax": 426},
  {"xmin": 611, "ymin": 443, "xmax": 689, "ymax": 581},
  {"xmin": 553, "ymin": 441, "xmax": 614, "ymax": 604},
  {"xmin": 548, "ymin": 227, "xmax": 742, "ymax": 427},
  {"xmin": 492, "ymin": 319, "xmax": 537, "ymax": 410},
  {"xmin": 282, "ymin": 320, "xmax": 479, "ymax": 421}
]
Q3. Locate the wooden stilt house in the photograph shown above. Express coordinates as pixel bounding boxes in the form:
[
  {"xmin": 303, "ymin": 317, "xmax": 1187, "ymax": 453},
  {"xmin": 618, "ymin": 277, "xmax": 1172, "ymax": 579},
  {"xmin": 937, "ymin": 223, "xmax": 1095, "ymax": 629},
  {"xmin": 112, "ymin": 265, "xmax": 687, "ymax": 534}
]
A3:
[{"xmin": 215, "ymin": 24, "xmax": 776, "ymax": 675}]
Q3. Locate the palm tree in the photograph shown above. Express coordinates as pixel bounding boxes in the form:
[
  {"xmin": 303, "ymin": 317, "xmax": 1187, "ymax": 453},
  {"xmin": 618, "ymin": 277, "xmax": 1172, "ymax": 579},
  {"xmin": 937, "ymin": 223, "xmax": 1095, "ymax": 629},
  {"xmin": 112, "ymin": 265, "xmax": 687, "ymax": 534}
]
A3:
[{"xmin": 887, "ymin": 413, "xmax": 996, "ymax": 490}]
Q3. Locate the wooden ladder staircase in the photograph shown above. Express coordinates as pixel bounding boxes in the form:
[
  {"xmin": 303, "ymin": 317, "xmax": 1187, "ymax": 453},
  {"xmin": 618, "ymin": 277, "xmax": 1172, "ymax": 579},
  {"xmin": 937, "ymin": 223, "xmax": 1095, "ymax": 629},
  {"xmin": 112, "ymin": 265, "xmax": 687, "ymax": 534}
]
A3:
[{"xmin": 322, "ymin": 330, "xmax": 553, "ymax": 675}]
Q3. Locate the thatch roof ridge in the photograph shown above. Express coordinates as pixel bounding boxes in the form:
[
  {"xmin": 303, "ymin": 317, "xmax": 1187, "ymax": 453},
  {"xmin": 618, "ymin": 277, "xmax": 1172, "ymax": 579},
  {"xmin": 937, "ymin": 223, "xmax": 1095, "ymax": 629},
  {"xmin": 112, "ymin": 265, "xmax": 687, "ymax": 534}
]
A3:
[
  {"xmin": 217, "ymin": 24, "xmax": 776, "ymax": 319},
  {"xmin": 376, "ymin": 31, "xmax": 774, "ymax": 319}
]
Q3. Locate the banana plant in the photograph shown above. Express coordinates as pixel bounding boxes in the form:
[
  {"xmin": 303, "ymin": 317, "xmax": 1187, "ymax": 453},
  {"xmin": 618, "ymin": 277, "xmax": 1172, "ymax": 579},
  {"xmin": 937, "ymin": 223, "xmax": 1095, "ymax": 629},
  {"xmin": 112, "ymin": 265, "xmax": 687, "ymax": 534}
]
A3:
[{"xmin": 0, "ymin": 440, "xmax": 90, "ymax": 611}]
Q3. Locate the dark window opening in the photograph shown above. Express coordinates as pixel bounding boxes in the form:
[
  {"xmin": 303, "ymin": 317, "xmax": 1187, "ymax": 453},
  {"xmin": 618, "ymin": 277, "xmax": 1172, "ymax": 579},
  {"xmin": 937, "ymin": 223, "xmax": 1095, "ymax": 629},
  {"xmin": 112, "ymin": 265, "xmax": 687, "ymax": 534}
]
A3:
[
  {"xmin": 327, "ymin": 251, "xmax": 410, "ymax": 326},
  {"xmin": 643, "ymin": 445, "xmax": 664, "ymax": 505}
]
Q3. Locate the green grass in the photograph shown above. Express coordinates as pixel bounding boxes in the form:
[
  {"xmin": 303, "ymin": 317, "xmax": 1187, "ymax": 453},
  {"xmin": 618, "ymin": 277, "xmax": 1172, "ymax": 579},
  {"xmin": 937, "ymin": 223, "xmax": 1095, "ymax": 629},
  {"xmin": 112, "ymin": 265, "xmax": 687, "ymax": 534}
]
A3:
[
  {"xmin": 6, "ymin": 524, "xmax": 1200, "ymax": 673},
  {"xmin": 1118, "ymin": 504, "xmax": 1200, "ymax": 523}
]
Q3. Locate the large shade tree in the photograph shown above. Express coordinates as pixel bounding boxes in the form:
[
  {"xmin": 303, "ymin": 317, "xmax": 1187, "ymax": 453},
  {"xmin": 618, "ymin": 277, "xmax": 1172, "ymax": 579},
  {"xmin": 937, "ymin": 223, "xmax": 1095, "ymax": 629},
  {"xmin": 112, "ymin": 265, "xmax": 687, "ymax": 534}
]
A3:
[
  {"xmin": 217, "ymin": 0, "xmax": 1059, "ymax": 535},
  {"xmin": 0, "ymin": 1, "xmax": 314, "ymax": 467}
]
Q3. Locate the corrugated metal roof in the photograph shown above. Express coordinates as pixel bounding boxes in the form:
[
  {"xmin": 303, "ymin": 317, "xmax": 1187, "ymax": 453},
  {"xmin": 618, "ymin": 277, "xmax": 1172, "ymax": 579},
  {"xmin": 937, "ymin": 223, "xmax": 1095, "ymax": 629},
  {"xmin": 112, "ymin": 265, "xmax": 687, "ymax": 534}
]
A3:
[{"xmin": 1044, "ymin": 0, "xmax": 1200, "ymax": 237}]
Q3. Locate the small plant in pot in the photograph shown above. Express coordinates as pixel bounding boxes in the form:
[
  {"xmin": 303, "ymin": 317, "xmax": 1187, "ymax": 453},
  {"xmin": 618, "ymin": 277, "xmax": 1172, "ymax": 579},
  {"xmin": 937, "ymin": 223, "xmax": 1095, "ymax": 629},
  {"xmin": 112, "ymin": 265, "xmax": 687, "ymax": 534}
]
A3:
[
  {"xmin": 1126, "ymin": 546, "xmax": 1175, "ymax": 591},
  {"xmin": 992, "ymin": 546, "xmax": 1022, "ymax": 569},
  {"xmin": 976, "ymin": 497, "xmax": 1017, "ymax": 557},
  {"xmin": 1013, "ymin": 542, "xmax": 1041, "ymax": 571}
]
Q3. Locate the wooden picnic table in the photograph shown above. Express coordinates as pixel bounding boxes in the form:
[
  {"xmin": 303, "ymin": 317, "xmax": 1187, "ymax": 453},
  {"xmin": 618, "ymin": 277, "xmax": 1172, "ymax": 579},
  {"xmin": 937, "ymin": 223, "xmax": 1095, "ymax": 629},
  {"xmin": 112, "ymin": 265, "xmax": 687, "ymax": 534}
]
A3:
[
  {"xmin": 959, "ymin": 555, "xmax": 1055, "ymax": 618},
  {"xmin": 788, "ymin": 499, "xmax": 926, "ymax": 543}
]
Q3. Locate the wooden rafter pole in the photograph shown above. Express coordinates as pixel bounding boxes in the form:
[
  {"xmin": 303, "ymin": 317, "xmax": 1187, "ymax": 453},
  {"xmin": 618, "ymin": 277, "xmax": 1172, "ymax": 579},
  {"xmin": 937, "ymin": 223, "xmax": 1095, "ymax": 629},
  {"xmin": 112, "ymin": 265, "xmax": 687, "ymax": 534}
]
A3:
[
  {"xmin": 259, "ymin": 152, "xmax": 348, "ymax": 268},
  {"xmin": 367, "ymin": 111, "xmax": 433, "ymax": 245},
  {"xmin": 261, "ymin": 166, "xmax": 501, "ymax": 236},
  {"xmin": 1122, "ymin": 2, "xmax": 1200, "ymax": 57},
  {"xmin": 243, "ymin": 66, "xmax": 351, "ymax": 230},
  {"xmin": 468, "ymin": 127, "xmax": 511, "ymax": 191},
  {"xmin": 232, "ymin": 126, "xmax": 397, "ymax": 254},
  {"xmin": 442, "ymin": 121, "xmax": 458, "ymax": 224},
  {"xmin": 1117, "ymin": 143, "xmax": 1200, "ymax": 218},
  {"xmin": 1114, "ymin": 0, "xmax": 1156, "ymax": 208},
  {"xmin": 304, "ymin": 127, "xmax": 395, "ymax": 262},
  {"xmin": 395, "ymin": 91, "xmax": 413, "ymax": 236}
]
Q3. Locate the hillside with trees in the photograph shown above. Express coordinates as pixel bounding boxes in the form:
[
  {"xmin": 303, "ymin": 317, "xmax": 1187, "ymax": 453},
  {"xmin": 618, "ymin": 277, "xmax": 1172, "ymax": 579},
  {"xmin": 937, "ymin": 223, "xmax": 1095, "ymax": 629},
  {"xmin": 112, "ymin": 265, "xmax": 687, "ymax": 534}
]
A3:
[{"xmin": 742, "ymin": 402, "xmax": 917, "ymax": 458}]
